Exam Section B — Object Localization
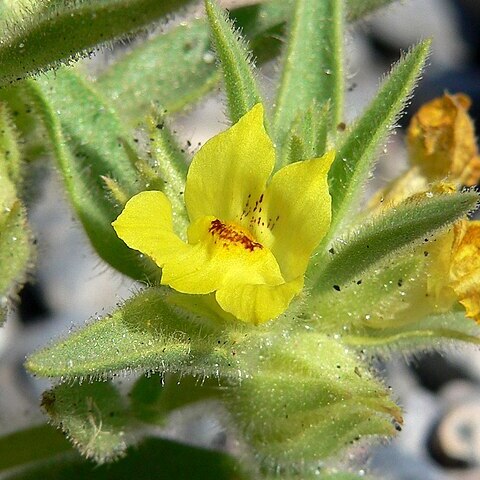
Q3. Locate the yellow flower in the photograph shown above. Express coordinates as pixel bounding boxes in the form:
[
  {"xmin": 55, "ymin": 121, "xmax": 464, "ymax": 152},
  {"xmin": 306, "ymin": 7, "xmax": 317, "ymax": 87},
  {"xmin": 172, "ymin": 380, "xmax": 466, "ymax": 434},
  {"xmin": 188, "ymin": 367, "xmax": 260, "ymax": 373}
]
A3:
[
  {"xmin": 447, "ymin": 221, "xmax": 480, "ymax": 322},
  {"xmin": 112, "ymin": 104, "xmax": 334, "ymax": 324},
  {"xmin": 407, "ymin": 93, "xmax": 480, "ymax": 186}
]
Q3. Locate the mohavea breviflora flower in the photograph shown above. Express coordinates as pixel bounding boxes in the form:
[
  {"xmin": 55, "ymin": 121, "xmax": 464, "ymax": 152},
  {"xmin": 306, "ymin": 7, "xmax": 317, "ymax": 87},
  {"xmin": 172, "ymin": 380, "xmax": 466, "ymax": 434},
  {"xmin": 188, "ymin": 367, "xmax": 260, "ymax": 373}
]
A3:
[
  {"xmin": 428, "ymin": 220, "xmax": 480, "ymax": 323},
  {"xmin": 367, "ymin": 92, "xmax": 480, "ymax": 323},
  {"xmin": 407, "ymin": 93, "xmax": 480, "ymax": 187},
  {"xmin": 112, "ymin": 104, "xmax": 334, "ymax": 324}
]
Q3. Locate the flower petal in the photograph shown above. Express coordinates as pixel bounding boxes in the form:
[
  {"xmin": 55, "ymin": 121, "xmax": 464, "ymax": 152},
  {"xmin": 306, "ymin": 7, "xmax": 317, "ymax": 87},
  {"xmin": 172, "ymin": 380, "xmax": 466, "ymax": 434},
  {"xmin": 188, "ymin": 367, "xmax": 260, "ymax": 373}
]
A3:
[
  {"xmin": 449, "ymin": 220, "xmax": 480, "ymax": 323},
  {"xmin": 112, "ymin": 190, "xmax": 188, "ymax": 265},
  {"xmin": 407, "ymin": 93, "xmax": 480, "ymax": 186},
  {"xmin": 184, "ymin": 103, "xmax": 275, "ymax": 223},
  {"xmin": 250, "ymin": 151, "xmax": 334, "ymax": 280},
  {"xmin": 216, "ymin": 276, "xmax": 304, "ymax": 325},
  {"xmin": 163, "ymin": 216, "xmax": 284, "ymax": 295}
]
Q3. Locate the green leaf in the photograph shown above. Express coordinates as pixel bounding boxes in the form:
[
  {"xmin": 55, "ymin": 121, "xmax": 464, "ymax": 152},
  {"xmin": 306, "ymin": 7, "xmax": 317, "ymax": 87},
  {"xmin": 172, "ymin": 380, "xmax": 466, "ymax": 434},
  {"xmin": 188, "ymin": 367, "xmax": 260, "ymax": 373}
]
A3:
[
  {"xmin": 0, "ymin": 102, "xmax": 22, "ymax": 185},
  {"xmin": 0, "ymin": 84, "xmax": 48, "ymax": 164},
  {"xmin": 96, "ymin": 0, "xmax": 396, "ymax": 125},
  {"xmin": 97, "ymin": 20, "xmax": 220, "ymax": 125},
  {"xmin": 1, "ymin": 437, "xmax": 248, "ymax": 480},
  {"xmin": 0, "ymin": 424, "xmax": 72, "ymax": 472},
  {"xmin": 227, "ymin": 332, "xmax": 401, "ymax": 469},
  {"xmin": 0, "ymin": 0, "xmax": 195, "ymax": 88},
  {"xmin": 205, "ymin": 0, "xmax": 262, "ymax": 124},
  {"xmin": 130, "ymin": 373, "xmax": 220, "ymax": 424},
  {"xmin": 327, "ymin": 40, "xmax": 430, "ymax": 238},
  {"xmin": 273, "ymin": 0, "xmax": 344, "ymax": 153},
  {"xmin": 282, "ymin": 101, "xmax": 330, "ymax": 165},
  {"xmin": 0, "ymin": 105, "xmax": 32, "ymax": 323},
  {"xmin": 343, "ymin": 310, "xmax": 480, "ymax": 350},
  {"xmin": 310, "ymin": 191, "xmax": 479, "ymax": 292},
  {"xmin": 26, "ymin": 288, "xmax": 246, "ymax": 379},
  {"xmin": 41, "ymin": 382, "xmax": 131, "ymax": 463},
  {"xmin": 146, "ymin": 114, "xmax": 189, "ymax": 235},
  {"xmin": 24, "ymin": 72, "xmax": 157, "ymax": 281}
]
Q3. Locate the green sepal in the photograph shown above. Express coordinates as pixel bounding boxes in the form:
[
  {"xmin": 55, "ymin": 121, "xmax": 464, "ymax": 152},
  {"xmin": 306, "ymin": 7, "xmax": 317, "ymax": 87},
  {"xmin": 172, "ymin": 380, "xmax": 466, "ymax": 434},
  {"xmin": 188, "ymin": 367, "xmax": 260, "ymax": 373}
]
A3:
[
  {"xmin": 26, "ymin": 288, "xmax": 247, "ymax": 380},
  {"xmin": 274, "ymin": 0, "xmax": 344, "ymax": 151},
  {"xmin": 226, "ymin": 332, "xmax": 401, "ymax": 470},
  {"xmin": 0, "ymin": 0, "xmax": 195, "ymax": 88},
  {"xmin": 310, "ymin": 190, "xmax": 478, "ymax": 293},
  {"xmin": 327, "ymin": 40, "xmax": 431, "ymax": 238},
  {"xmin": 24, "ymin": 72, "xmax": 158, "ymax": 281},
  {"xmin": 41, "ymin": 382, "xmax": 131, "ymax": 464},
  {"xmin": 205, "ymin": 0, "xmax": 262, "ymax": 124}
]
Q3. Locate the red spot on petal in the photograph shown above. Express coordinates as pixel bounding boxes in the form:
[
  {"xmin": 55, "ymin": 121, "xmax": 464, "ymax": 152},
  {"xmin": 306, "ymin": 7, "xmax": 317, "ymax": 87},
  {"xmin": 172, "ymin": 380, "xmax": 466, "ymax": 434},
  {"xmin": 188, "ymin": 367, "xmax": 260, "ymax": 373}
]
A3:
[{"xmin": 209, "ymin": 219, "xmax": 263, "ymax": 252}]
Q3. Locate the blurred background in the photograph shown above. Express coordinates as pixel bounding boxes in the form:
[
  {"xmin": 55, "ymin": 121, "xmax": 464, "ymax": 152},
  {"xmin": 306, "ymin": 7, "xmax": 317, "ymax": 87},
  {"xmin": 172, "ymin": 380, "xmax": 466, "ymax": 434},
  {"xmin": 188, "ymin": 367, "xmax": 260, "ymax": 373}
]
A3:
[{"xmin": 1, "ymin": 1, "xmax": 480, "ymax": 478}]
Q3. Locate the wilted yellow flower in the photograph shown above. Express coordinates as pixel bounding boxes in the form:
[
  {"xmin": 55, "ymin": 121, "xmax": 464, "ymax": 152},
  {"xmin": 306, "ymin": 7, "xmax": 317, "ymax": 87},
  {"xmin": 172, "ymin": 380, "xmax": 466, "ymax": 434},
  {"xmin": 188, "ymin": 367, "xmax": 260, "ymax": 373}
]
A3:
[
  {"xmin": 407, "ymin": 93, "xmax": 480, "ymax": 186},
  {"xmin": 428, "ymin": 220, "xmax": 480, "ymax": 323},
  {"xmin": 112, "ymin": 104, "xmax": 334, "ymax": 324},
  {"xmin": 448, "ymin": 220, "xmax": 480, "ymax": 322}
]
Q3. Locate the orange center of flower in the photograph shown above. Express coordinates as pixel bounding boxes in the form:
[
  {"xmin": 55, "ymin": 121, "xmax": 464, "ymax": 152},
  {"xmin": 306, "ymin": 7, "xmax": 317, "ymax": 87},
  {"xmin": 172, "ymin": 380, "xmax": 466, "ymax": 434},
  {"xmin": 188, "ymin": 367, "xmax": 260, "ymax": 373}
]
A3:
[{"xmin": 208, "ymin": 219, "xmax": 263, "ymax": 252}]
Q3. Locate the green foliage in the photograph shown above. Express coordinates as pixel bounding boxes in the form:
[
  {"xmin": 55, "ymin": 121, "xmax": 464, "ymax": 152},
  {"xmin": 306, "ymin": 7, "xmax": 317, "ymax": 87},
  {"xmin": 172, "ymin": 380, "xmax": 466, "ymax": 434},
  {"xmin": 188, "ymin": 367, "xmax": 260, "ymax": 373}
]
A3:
[
  {"xmin": 310, "ymin": 191, "xmax": 479, "ymax": 291},
  {"xmin": 0, "ymin": 0, "xmax": 195, "ymax": 88},
  {"xmin": 42, "ymin": 382, "xmax": 131, "ymax": 463},
  {"xmin": 205, "ymin": 0, "xmax": 262, "ymax": 124},
  {"xmin": 0, "ymin": 425, "xmax": 72, "ymax": 472},
  {"xmin": 282, "ymin": 101, "xmax": 330, "ymax": 165},
  {"xmin": 26, "ymin": 288, "xmax": 245, "ymax": 379},
  {"xmin": 97, "ymin": 20, "xmax": 219, "ymax": 125},
  {"xmin": 343, "ymin": 310, "xmax": 480, "ymax": 349},
  {"xmin": 145, "ymin": 114, "xmax": 189, "ymax": 235},
  {"xmin": 227, "ymin": 332, "xmax": 401, "ymax": 470},
  {"xmin": 23, "ymin": 71, "xmax": 159, "ymax": 281},
  {"xmin": 1, "ymin": 437, "xmax": 248, "ymax": 480},
  {"xmin": 96, "ymin": 0, "xmax": 396, "ymax": 126},
  {"xmin": 0, "ymin": 103, "xmax": 32, "ymax": 323},
  {"xmin": 327, "ymin": 40, "xmax": 431, "ymax": 237},
  {"xmin": 274, "ymin": 0, "xmax": 344, "ymax": 154}
]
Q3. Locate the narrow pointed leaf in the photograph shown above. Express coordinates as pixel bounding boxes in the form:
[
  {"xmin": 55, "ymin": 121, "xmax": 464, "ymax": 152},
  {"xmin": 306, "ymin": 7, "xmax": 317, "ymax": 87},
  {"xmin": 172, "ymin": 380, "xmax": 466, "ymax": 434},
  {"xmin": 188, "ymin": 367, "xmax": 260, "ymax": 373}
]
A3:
[
  {"xmin": 24, "ymin": 72, "xmax": 157, "ymax": 281},
  {"xmin": 0, "ymin": 0, "xmax": 195, "ymax": 88},
  {"xmin": 227, "ymin": 332, "xmax": 401, "ymax": 467},
  {"xmin": 310, "ymin": 191, "xmax": 478, "ymax": 292},
  {"xmin": 205, "ymin": 0, "xmax": 262, "ymax": 123},
  {"xmin": 274, "ymin": 0, "xmax": 344, "ymax": 151},
  {"xmin": 26, "ymin": 288, "xmax": 245, "ymax": 379},
  {"xmin": 42, "ymin": 382, "xmax": 131, "ymax": 463},
  {"xmin": 327, "ymin": 40, "xmax": 430, "ymax": 237}
]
